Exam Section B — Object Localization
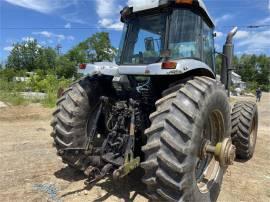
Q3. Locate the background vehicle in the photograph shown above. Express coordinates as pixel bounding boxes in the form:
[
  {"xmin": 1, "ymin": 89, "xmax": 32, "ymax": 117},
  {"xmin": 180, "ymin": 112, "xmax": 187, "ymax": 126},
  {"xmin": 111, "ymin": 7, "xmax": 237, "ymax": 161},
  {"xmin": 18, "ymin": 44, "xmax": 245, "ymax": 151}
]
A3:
[{"xmin": 51, "ymin": 0, "xmax": 258, "ymax": 201}]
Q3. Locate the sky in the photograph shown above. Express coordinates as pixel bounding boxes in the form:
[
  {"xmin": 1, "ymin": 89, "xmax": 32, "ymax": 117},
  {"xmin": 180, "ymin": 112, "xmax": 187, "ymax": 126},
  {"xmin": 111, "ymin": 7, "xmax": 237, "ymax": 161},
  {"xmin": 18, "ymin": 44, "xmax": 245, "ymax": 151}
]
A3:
[{"xmin": 0, "ymin": 0, "xmax": 270, "ymax": 63}]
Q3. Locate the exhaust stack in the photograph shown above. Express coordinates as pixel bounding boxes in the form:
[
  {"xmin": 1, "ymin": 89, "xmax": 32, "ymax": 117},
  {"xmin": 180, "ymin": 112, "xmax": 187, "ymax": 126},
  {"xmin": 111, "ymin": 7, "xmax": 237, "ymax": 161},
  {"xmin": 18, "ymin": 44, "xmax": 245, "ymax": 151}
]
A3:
[{"xmin": 221, "ymin": 27, "xmax": 238, "ymax": 96}]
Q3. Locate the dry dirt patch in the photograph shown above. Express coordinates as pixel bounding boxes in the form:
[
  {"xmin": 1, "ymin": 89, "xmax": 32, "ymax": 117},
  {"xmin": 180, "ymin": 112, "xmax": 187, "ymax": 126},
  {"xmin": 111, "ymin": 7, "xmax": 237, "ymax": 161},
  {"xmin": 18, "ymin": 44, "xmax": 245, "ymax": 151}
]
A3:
[
  {"xmin": 0, "ymin": 93, "xmax": 269, "ymax": 201},
  {"xmin": 0, "ymin": 101, "xmax": 7, "ymax": 108},
  {"xmin": 0, "ymin": 103, "xmax": 53, "ymax": 121}
]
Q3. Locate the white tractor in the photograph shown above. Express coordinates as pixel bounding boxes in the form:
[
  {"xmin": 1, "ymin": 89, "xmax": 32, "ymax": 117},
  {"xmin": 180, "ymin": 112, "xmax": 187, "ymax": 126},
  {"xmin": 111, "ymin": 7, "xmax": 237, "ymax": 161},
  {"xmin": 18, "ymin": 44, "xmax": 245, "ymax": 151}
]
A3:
[{"xmin": 51, "ymin": 0, "xmax": 258, "ymax": 201}]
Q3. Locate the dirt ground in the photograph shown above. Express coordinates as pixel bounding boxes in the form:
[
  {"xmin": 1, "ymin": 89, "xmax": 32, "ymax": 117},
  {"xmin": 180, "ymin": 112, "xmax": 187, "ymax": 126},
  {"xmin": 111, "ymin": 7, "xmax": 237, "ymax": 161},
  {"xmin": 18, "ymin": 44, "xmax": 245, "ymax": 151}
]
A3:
[{"xmin": 0, "ymin": 93, "xmax": 269, "ymax": 202}]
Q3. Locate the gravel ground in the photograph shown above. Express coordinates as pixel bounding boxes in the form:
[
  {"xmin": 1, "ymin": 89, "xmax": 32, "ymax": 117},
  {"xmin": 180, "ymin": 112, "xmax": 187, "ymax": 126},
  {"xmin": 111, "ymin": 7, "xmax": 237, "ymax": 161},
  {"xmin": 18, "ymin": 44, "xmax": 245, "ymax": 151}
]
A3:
[{"xmin": 0, "ymin": 93, "xmax": 269, "ymax": 202}]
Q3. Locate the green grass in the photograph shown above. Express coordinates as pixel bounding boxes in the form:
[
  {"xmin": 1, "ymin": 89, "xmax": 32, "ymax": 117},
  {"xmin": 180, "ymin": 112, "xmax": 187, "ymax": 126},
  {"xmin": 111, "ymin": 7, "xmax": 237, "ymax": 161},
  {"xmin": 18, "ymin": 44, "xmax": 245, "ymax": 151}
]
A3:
[
  {"xmin": 0, "ymin": 90, "xmax": 58, "ymax": 108},
  {"xmin": 0, "ymin": 75, "xmax": 72, "ymax": 108},
  {"xmin": 41, "ymin": 91, "xmax": 58, "ymax": 108},
  {"xmin": 0, "ymin": 91, "xmax": 28, "ymax": 106}
]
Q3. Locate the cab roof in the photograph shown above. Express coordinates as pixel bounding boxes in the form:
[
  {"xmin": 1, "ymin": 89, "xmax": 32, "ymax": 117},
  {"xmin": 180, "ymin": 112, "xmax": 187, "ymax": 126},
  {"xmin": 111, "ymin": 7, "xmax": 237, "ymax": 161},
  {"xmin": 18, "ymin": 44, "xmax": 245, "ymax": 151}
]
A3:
[{"xmin": 128, "ymin": 0, "xmax": 215, "ymax": 27}]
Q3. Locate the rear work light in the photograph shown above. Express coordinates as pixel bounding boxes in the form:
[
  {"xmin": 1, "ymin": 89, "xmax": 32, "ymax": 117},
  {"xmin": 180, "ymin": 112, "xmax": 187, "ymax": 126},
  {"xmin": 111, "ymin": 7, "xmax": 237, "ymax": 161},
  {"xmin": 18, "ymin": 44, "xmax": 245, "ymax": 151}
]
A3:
[
  {"xmin": 79, "ymin": 63, "xmax": 87, "ymax": 69},
  {"xmin": 162, "ymin": 61, "xmax": 177, "ymax": 69},
  {"xmin": 175, "ymin": 0, "xmax": 193, "ymax": 5}
]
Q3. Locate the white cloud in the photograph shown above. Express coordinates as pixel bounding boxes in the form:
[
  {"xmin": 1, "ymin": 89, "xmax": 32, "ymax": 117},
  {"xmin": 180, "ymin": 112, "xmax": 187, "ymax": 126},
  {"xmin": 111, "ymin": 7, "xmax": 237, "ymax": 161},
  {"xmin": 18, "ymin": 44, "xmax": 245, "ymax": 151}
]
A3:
[
  {"xmin": 215, "ymin": 31, "xmax": 224, "ymax": 38},
  {"xmin": 99, "ymin": 19, "xmax": 123, "ymax": 31},
  {"xmin": 96, "ymin": 0, "xmax": 116, "ymax": 18},
  {"xmin": 64, "ymin": 23, "xmax": 71, "ymax": 29},
  {"xmin": 22, "ymin": 36, "xmax": 35, "ymax": 42},
  {"xmin": 62, "ymin": 13, "xmax": 87, "ymax": 24},
  {"xmin": 127, "ymin": 0, "xmax": 147, "ymax": 6},
  {"xmin": 5, "ymin": 0, "xmax": 52, "ymax": 13},
  {"xmin": 99, "ymin": 19, "xmax": 113, "ymax": 27},
  {"xmin": 215, "ymin": 14, "xmax": 233, "ymax": 25},
  {"xmin": 40, "ymin": 41, "xmax": 47, "ymax": 45},
  {"xmin": 4, "ymin": 0, "xmax": 86, "ymax": 26},
  {"xmin": 4, "ymin": 0, "xmax": 77, "ymax": 14},
  {"xmin": 234, "ymin": 31, "xmax": 249, "ymax": 39},
  {"xmin": 32, "ymin": 31, "xmax": 74, "ymax": 42},
  {"xmin": 98, "ymin": 19, "xmax": 123, "ymax": 31},
  {"xmin": 56, "ymin": 34, "xmax": 65, "ymax": 41},
  {"xmin": 96, "ymin": 0, "xmax": 123, "ymax": 31},
  {"xmin": 107, "ymin": 22, "xmax": 123, "ymax": 30},
  {"xmin": 33, "ymin": 31, "xmax": 52, "ymax": 38},
  {"xmin": 258, "ymin": 16, "xmax": 270, "ymax": 24},
  {"xmin": 4, "ymin": 46, "xmax": 14, "ymax": 52},
  {"xmin": 235, "ymin": 29, "xmax": 270, "ymax": 54},
  {"xmin": 67, "ymin": 36, "xmax": 75, "ymax": 41}
]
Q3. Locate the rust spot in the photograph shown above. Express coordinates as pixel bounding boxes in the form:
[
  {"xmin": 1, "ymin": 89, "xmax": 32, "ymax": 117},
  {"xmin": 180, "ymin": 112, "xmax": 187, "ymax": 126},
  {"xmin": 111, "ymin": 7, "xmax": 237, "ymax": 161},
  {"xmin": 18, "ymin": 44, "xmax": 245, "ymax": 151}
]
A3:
[{"xmin": 145, "ymin": 70, "xmax": 150, "ymax": 74}]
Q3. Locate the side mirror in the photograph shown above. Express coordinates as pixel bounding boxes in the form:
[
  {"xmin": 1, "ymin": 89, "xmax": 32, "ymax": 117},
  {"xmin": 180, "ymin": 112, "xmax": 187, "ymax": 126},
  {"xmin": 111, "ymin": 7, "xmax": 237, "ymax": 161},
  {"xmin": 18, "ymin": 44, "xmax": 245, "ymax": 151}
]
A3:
[
  {"xmin": 120, "ymin": 7, "xmax": 132, "ymax": 23},
  {"xmin": 144, "ymin": 37, "xmax": 155, "ymax": 52}
]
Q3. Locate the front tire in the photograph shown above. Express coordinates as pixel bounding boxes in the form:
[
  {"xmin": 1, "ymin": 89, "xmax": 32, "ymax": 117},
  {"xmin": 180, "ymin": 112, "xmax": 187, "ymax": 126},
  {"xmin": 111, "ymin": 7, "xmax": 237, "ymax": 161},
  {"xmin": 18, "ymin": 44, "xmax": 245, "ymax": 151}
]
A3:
[{"xmin": 142, "ymin": 76, "xmax": 231, "ymax": 201}]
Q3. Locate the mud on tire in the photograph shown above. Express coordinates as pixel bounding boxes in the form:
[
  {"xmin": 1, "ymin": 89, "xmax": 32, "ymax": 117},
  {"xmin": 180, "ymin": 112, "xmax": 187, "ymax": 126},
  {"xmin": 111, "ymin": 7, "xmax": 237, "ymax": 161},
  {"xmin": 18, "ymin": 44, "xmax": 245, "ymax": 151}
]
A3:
[
  {"xmin": 51, "ymin": 76, "xmax": 111, "ymax": 171},
  {"xmin": 231, "ymin": 101, "xmax": 258, "ymax": 160},
  {"xmin": 141, "ymin": 76, "xmax": 231, "ymax": 202}
]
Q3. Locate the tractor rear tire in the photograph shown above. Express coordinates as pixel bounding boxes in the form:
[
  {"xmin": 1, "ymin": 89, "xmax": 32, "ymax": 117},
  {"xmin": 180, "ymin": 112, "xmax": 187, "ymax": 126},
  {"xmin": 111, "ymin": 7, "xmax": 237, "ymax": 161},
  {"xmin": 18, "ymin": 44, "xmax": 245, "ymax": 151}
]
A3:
[
  {"xmin": 51, "ymin": 76, "xmax": 107, "ymax": 171},
  {"xmin": 141, "ymin": 76, "xmax": 231, "ymax": 202},
  {"xmin": 231, "ymin": 101, "xmax": 258, "ymax": 160}
]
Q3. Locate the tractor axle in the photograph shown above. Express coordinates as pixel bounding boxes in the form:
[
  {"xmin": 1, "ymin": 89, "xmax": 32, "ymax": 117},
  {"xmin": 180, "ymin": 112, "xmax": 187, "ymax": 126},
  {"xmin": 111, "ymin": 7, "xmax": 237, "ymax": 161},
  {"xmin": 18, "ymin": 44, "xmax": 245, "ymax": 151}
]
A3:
[{"xmin": 202, "ymin": 138, "xmax": 236, "ymax": 167}]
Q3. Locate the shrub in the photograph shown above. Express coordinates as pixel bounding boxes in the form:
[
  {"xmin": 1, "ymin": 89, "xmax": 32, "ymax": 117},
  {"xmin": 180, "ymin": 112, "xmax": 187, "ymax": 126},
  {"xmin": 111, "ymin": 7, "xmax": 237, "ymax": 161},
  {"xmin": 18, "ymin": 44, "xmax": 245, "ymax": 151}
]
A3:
[
  {"xmin": 26, "ymin": 74, "xmax": 72, "ymax": 107},
  {"xmin": 0, "ymin": 70, "xmax": 72, "ymax": 108}
]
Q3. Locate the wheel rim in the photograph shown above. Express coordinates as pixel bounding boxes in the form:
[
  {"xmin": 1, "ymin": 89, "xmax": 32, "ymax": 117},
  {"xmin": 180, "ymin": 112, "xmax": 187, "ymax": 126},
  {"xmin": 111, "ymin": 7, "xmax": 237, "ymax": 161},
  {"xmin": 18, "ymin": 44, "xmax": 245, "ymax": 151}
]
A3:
[
  {"xmin": 195, "ymin": 110, "xmax": 224, "ymax": 193},
  {"xmin": 249, "ymin": 117, "xmax": 256, "ymax": 150}
]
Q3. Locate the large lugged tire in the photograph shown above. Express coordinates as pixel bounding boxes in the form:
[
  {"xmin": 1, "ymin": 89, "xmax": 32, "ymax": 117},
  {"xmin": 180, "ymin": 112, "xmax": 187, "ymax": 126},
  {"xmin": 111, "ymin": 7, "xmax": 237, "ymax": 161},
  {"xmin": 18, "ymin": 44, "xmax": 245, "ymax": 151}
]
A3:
[
  {"xmin": 141, "ymin": 76, "xmax": 231, "ymax": 202},
  {"xmin": 231, "ymin": 101, "xmax": 258, "ymax": 160},
  {"xmin": 51, "ymin": 76, "xmax": 109, "ymax": 170}
]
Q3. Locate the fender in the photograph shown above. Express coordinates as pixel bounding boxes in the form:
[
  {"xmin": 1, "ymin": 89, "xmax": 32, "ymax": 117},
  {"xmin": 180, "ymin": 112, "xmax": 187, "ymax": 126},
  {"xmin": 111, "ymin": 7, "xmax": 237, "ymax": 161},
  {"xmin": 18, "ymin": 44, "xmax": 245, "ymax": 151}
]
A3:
[{"xmin": 79, "ymin": 59, "xmax": 215, "ymax": 78}]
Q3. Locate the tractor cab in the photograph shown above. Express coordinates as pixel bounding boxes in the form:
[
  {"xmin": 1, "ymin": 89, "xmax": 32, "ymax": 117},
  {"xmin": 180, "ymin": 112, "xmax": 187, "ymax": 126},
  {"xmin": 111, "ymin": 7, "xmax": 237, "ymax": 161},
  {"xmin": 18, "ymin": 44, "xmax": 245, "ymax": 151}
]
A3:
[{"xmin": 117, "ymin": 0, "xmax": 215, "ymax": 70}]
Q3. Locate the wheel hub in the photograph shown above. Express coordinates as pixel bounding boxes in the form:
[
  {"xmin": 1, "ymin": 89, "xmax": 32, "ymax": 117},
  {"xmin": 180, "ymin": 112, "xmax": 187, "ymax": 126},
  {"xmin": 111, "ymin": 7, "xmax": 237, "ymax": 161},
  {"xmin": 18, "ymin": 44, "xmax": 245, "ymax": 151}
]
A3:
[{"xmin": 201, "ymin": 138, "xmax": 236, "ymax": 167}]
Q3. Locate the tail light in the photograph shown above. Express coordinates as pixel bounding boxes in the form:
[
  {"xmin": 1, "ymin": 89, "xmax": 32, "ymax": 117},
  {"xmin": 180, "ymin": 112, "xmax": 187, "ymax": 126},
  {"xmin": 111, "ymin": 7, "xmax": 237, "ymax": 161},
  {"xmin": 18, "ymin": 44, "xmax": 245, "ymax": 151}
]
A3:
[
  {"xmin": 79, "ymin": 63, "xmax": 87, "ymax": 69},
  {"xmin": 175, "ymin": 0, "xmax": 193, "ymax": 4},
  {"xmin": 162, "ymin": 61, "xmax": 177, "ymax": 69}
]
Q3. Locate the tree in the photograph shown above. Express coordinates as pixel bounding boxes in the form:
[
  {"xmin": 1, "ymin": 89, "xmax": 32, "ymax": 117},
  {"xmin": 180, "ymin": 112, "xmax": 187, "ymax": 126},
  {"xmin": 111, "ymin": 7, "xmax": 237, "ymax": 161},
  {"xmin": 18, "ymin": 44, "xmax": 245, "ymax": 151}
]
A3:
[
  {"xmin": 55, "ymin": 56, "xmax": 77, "ymax": 78},
  {"xmin": 66, "ymin": 32, "xmax": 116, "ymax": 64},
  {"xmin": 4, "ymin": 33, "xmax": 117, "ymax": 79},
  {"xmin": 233, "ymin": 54, "xmax": 270, "ymax": 91},
  {"xmin": 0, "ymin": 68, "xmax": 17, "ymax": 82},
  {"xmin": 6, "ymin": 40, "xmax": 57, "ymax": 72},
  {"xmin": 215, "ymin": 54, "xmax": 222, "ymax": 75},
  {"xmin": 37, "ymin": 47, "xmax": 57, "ymax": 72}
]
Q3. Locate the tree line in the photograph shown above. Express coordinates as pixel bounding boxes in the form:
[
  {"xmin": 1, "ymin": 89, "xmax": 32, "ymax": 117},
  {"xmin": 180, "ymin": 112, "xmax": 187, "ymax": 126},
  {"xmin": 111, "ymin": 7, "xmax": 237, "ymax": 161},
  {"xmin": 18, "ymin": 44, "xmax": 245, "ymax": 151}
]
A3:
[
  {"xmin": 1, "ymin": 31, "xmax": 269, "ymax": 91},
  {"xmin": 216, "ymin": 54, "xmax": 270, "ymax": 91},
  {"xmin": 1, "ymin": 32, "xmax": 115, "ymax": 80}
]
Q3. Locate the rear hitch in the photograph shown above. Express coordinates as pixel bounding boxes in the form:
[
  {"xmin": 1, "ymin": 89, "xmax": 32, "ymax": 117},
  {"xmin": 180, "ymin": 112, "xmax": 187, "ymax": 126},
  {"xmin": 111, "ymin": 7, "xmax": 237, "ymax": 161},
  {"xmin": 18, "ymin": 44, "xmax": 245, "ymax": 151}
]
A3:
[
  {"xmin": 113, "ymin": 157, "xmax": 140, "ymax": 180},
  {"xmin": 113, "ymin": 99, "xmax": 141, "ymax": 180},
  {"xmin": 83, "ymin": 98, "xmax": 141, "ymax": 184},
  {"xmin": 84, "ymin": 163, "xmax": 113, "ymax": 185}
]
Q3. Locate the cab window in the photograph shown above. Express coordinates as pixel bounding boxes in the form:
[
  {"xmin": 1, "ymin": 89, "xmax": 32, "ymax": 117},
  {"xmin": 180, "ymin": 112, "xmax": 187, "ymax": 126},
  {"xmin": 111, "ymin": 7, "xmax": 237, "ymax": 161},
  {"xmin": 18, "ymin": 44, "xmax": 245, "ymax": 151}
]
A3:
[
  {"xmin": 169, "ymin": 9, "xmax": 202, "ymax": 60},
  {"xmin": 202, "ymin": 21, "xmax": 215, "ymax": 68}
]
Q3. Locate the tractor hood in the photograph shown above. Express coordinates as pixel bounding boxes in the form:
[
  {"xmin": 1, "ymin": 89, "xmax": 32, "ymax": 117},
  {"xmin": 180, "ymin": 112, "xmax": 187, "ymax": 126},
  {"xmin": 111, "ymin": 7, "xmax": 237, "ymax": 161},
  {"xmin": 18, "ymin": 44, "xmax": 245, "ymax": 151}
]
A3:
[{"xmin": 78, "ymin": 59, "xmax": 215, "ymax": 78}]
